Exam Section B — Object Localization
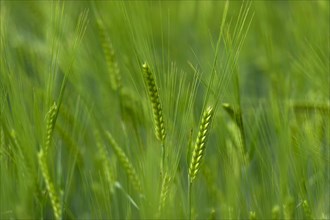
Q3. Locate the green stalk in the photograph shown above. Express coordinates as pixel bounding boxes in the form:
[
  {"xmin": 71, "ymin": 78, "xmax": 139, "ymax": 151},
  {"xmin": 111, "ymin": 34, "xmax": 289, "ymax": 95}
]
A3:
[{"xmin": 188, "ymin": 180, "xmax": 192, "ymax": 220}]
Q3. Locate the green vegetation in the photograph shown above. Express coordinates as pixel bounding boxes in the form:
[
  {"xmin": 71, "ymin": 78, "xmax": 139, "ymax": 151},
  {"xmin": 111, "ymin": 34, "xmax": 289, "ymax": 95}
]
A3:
[{"xmin": 0, "ymin": 1, "xmax": 329, "ymax": 219}]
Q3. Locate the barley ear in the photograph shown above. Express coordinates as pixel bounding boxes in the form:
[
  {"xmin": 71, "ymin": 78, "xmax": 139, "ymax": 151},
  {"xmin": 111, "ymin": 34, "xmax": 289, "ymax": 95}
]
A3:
[
  {"xmin": 222, "ymin": 103, "xmax": 248, "ymax": 158},
  {"xmin": 106, "ymin": 131, "xmax": 142, "ymax": 193},
  {"xmin": 158, "ymin": 172, "xmax": 171, "ymax": 214},
  {"xmin": 95, "ymin": 131, "xmax": 115, "ymax": 193},
  {"xmin": 189, "ymin": 106, "xmax": 214, "ymax": 183},
  {"xmin": 38, "ymin": 150, "xmax": 62, "ymax": 220},
  {"xmin": 44, "ymin": 102, "xmax": 57, "ymax": 155},
  {"xmin": 142, "ymin": 63, "xmax": 166, "ymax": 142},
  {"xmin": 96, "ymin": 18, "xmax": 122, "ymax": 92}
]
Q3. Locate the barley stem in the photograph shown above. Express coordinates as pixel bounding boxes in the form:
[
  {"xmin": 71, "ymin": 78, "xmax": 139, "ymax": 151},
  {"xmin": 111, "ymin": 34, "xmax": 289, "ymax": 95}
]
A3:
[
  {"xmin": 38, "ymin": 149, "xmax": 62, "ymax": 220},
  {"xmin": 188, "ymin": 180, "xmax": 192, "ymax": 220}
]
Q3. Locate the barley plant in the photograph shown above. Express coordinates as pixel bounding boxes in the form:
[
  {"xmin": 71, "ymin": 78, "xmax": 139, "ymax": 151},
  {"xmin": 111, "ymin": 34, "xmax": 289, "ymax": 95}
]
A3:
[{"xmin": 0, "ymin": 1, "xmax": 329, "ymax": 220}]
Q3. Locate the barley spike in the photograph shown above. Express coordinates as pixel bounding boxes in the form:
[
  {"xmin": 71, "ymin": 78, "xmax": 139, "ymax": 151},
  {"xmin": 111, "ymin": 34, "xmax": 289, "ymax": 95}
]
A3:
[
  {"xmin": 189, "ymin": 106, "xmax": 214, "ymax": 183},
  {"xmin": 44, "ymin": 102, "xmax": 57, "ymax": 155},
  {"xmin": 142, "ymin": 63, "xmax": 166, "ymax": 142},
  {"xmin": 96, "ymin": 18, "xmax": 122, "ymax": 91},
  {"xmin": 106, "ymin": 131, "xmax": 142, "ymax": 193}
]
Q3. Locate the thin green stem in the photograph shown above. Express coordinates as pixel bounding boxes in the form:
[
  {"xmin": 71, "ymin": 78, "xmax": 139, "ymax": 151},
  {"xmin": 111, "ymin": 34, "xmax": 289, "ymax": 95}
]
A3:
[{"xmin": 188, "ymin": 180, "xmax": 192, "ymax": 220}]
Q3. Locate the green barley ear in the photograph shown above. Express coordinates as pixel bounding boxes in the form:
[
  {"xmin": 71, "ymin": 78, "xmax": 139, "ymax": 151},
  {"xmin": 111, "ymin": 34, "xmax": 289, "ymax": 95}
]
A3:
[
  {"xmin": 142, "ymin": 62, "xmax": 166, "ymax": 142},
  {"xmin": 38, "ymin": 149, "xmax": 62, "ymax": 220},
  {"xmin": 227, "ymin": 121, "xmax": 248, "ymax": 167},
  {"xmin": 158, "ymin": 172, "xmax": 171, "ymax": 214},
  {"xmin": 106, "ymin": 131, "xmax": 142, "ymax": 193},
  {"xmin": 222, "ymin": 103, "xmax": 244, "ymax": 140},
  {"xmin": 95, "ymin": 131, "xmax": 115, "ymax": 193},
  {"xmin": 96, "ymin": 18, "xmax": 122, "ymax": 92},
  {"xmin": 189, "ymin": 106, "xmax": 214, "ymax": 183},
  {"xmin": 222, "ymin": 103, "xmax": 248, "ymax": 158},
  {"xmin": 44, "ymin": 102, "xmax": 57, "ymax": 155}
]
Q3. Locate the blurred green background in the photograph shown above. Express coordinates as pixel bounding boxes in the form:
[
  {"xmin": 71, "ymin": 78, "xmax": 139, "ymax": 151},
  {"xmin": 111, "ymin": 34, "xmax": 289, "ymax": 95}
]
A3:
[{"xmin": 0, "ymin": 1, "xmax": 329, "ymax": 219}]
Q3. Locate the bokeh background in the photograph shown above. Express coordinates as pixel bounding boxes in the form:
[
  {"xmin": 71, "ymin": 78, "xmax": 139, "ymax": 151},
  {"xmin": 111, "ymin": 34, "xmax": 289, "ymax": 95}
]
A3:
[{"xmin": 1, "ymin": 1, "xmax": 329, "ymax": 219}]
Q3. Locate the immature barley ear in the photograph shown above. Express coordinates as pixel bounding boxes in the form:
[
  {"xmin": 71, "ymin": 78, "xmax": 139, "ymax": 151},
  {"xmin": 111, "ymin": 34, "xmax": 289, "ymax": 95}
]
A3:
[
  {"xmin": 106, "ymin": 131, "xmax": 142, "ymax": 194},
  {"xmin": 222, "ymin": 103, "xmax": 248, "ymax": 159},
  {"xmin": 95, "ymin": 131, "xmax": 115, "ymax": 193},
  {"xmin": 96, "ymin": 18, "xmax": 122, "ymax": 92},
  {"xmin": 44, "ymin": 102, "xmax": 57, "ymax": 155},
  {"xmin": 189, "ymin": 106, "xmax": 214, "ymax": 183},
  {"xmin": 142, "ymin": 63, "xmax": 166, "ymax": 142},
  {"xmin": 158, "ymin": 172, "xmax": 171, "ymax": 214}
]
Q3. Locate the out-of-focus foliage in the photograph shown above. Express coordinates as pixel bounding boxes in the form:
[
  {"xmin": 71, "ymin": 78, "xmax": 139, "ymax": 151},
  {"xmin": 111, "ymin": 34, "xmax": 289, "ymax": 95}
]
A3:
[{"xmin": 0, "ymin": 1, "xmax": 329, "ymax": 219}]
